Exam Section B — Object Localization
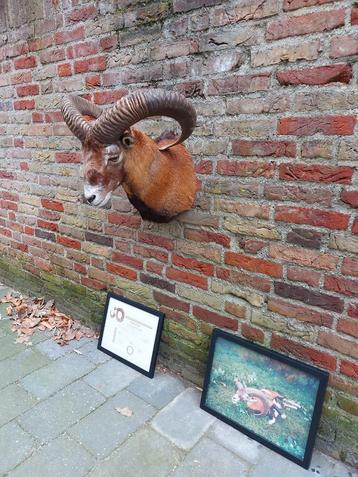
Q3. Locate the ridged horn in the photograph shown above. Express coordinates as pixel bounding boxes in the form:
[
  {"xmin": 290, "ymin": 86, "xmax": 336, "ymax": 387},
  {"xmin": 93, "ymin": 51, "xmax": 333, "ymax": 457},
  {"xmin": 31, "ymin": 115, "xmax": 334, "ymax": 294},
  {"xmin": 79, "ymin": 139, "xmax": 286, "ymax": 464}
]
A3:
[
  {"xmin": 62, "ymin": 95, "xmax": 103, "ymax": 143},
  {"xmin": 91, "ymin": 89, "xmax": 196, "ymax": 151}
]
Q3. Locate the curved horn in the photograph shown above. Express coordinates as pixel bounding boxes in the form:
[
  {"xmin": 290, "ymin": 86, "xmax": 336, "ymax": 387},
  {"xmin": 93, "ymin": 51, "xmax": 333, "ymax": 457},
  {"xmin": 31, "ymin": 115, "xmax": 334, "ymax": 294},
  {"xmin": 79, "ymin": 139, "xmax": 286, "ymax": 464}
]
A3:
[
  {"xmin": 62, "ymin": 95, "xmax": 103, "ymax": 143},
  {"xmin": 91, "ymin": 89, "xmax": 196, "ymax": 150}
]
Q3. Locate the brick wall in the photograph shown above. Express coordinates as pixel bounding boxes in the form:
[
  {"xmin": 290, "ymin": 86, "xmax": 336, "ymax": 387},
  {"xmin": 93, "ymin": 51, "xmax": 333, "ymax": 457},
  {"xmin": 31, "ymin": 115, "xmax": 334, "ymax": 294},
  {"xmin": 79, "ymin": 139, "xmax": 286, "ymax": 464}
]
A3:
[{"xmin": 0, "ymin": 0, "xmax": 357, "ymax": 464}]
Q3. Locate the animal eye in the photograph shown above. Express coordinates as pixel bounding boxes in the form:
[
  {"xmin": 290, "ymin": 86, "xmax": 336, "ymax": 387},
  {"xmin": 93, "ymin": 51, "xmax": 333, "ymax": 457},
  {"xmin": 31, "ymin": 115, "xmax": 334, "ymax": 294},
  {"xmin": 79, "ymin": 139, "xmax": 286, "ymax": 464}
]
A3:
[
  {"xmin": 108, "ymin": 156, "xmax": 120, "ymax": 163},
  {"xmin": 121, "ymin": 135, "xmax": 134, "ymax": 147}
]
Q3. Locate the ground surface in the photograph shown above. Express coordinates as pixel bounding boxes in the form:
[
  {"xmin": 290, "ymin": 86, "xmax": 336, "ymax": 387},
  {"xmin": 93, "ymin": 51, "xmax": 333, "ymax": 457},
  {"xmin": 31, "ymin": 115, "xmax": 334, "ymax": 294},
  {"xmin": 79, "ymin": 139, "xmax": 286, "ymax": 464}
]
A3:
[{"xmin": 0, "ymin": 284, "xmax": 355, "ymax": 477}]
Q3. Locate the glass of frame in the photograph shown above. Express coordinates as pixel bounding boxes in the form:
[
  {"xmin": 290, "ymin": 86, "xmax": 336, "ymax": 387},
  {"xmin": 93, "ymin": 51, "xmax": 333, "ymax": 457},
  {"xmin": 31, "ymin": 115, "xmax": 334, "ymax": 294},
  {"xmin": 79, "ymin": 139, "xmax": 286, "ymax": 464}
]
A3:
[
  {"xmin": 98, "ymin": 292, "xmax": 164, "ymax": 378},
  {"xmin": 200, "ymin": 329, "xmax": 329, "ymax": 469}
]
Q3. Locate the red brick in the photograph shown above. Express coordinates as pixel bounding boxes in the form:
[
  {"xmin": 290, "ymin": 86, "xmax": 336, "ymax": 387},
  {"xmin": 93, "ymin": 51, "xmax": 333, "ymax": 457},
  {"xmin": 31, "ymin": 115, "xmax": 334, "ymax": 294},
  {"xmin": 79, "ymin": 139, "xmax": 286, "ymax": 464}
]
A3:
[
  {"xmin": 37, "ymin": 219, "xmax": 58, "ymax": 232},
  {"xmin": 40, "ymin": 48, "xmax": 65, "ymax": 64},
  {"xmin": 240, "ymin": 239, "xmax": 266, "ymax": 254},
  {"xmin": 275, "ymin": 205, "xmax": 349, "ymax": 230},
  {"xmin": 301, "ymin": 141, "xmax": 333, "ymax": 159},
  {"xmin": 67, "ymin": 5, "xmax": 97, "ymax": 22},
  {"xmin": 341, "ymin": 360, "xmax": 358, "ymax": 379},
  {"xmin": 93, "ymin": 89, "xmax": 128, "ymax": 105},
  {"xmin": 14, "ymin": 56, "xmax": 36, "ymax": 69},
  {"xmin": 287, "ymin": 267, "xmax": 320, "ymax": 287},
  {"xmin": 108, "ymin": 212, "xmax": 141, "ymax": 229},
  {"xmin": 14, "ymin": 99, "xmax": 35, "ymax": 110},
  {"xmin": 283, "ymin": 0, "xmax": 335, "ymax": 10},
  {"xmin": 352, "ymin": 6, "xmax": 358, "ymax": 25},
  {"xmin": 318, "ymin": 331, "xmax": 358, "ymax": 360},
  {"xmin": 39, "ymin": 209, "xmax": 61, "ymax": 221},
  {"xmin": 277, "ymin": 64, "xmax": 352, "ymax": 86},
  {"xmin": 286, "ymin": 228, "xmax": 322, "ymax": 250},
  {"xmin": 208, "ymin": 73, "xmax": 270, "ymax": 95},
  {"xmin": 352, "ymin": 217, "xmax": 358, "ymax": 234},
  {"xmin": 195, "ymin": 160, "xmax": 212, "ymax": 174},
  {"xmin": 16, "ymin": 84, "xmax": 39, "ymax": 97},
  {"xmin": 74, "ymin": 263, "xmax": 87, "ymax": 274},
  {"xmin": 133, "ymin": 245, "xmax": 168, "ymax": 262},
  {"xmin": 140, "ymin": 273, "xmax": 175, "ymax": 293},
  {"xmin": 280, "ymin": 163, "xmax": 353, "ymax": 185},
  {"xmin": 41, "ymin": 199, "xmax": 64, "ymax": 212},
  {"xmin": 217, "ymin": 160, "xmax": 275, "ymax": 177},
  {"xmin": 241, "ymin": 323, "xmax": 264, "ymax": 343},
  {"xmin": 55, "ymin": 152, "xmax": 81, "ymax": 163},
  {"xmin": 348, "ymin": 303, "xmax": 358, "ymax": 319},
  {"xmin": 233, "ymin": 140, "xmax": 296, "ymax": 158},
  {"xmin": 268, "ymin": 297, "xmax": 333, "ymax": 327},
  {"xmin": 57, "ymin": 235, "xmax": 81, "ymax": 250},
  {"xmin": 58, "ymin": 63, "xmax": 72, "ymax": 77},
  {"xmin": 107, "ymin": 262, "xmax": 137, "ymax": 281},
  {"xmin": 112, "ymin": 251, "xmax": 143, "ymax": 270},
  {"xmin": 28, "ymin": 35, "xmax": 53, "ymax": 51},
  {"xmin": 153, "ymin": 291, "xmax": 190, "ymax": 313},
  {"xmin": 74, "ymin": 56, "xmax": 106, "ymax": 74},
  {"xmin": 10, "ymin": 72, "xmax": 32, "ymax": 85},
  {"xmin": 81, "ymin": 277, "xmax": 107, "ymax": 291},
  {"xmin": 225, "ymin": 252, "xmax": 282, "ymax": 278},
  {"xmin": 100, "ymin": 35, "xmax": 118, "ymax": 51},
  {"xmin": 274, "ymin": 281, "xmax": 344, "ymax": 313},
  {"xmin": 67, "ymin": 41, "xmax": 98, "ymax": 59},
  {"xmin": 266, "ymin": 9, "xmax": 344, "ymax": 40},
  {"xmin": 86, "ymin": 74, "xmax": 101, "ymax": 89},
  {"xmin": 216, "ymin": 267, "xmax": 271, "ymax": 292},
  {"xmin": 173, "ymin": 254, "xmax": 214, "ymax": 276},
  {"xmin": 330, "ymin": 35, "xmax": 358, "ymax": 58},
  {"xmin": 166, "ymin": 267, "xmax": 208, "ymax": 290},
  {"xmin": 45, "ymin": 112, "xmax": 63, "ymax": 123},
  {"xmin": 341, "ymin": 190, "xmax": 358, "ymax": 208},
  {"xmin": 271, "ymin": 334, "xmax": 336, "ymax": 371},
  {"xmin": 146, "ymin": 261, "xmax": 164, "ymax": 276},
  {"xmin": 278, "ymin": 116, "xmax": 357, "ymax": 136},
  {"xmin": 337, "ymin": 319, "xmax": 358, "ymax": 339},
  {"xmin": 55, "ymin": 25, "xmax": 85, "ymax": 44},
  {"xmin": 138, "ymin": 232, "xmax": 174, "ymax": 251},
  {"xmin": 324, "ymin": 275, "xmax": 358, "ymax": 297},
  {"xmin": 342, "ymin": 257, "xmax": 358, "ymax": 277},
  {"xmin": 193, "ymin": 305, "xmax": 238, "ymax": 330}
]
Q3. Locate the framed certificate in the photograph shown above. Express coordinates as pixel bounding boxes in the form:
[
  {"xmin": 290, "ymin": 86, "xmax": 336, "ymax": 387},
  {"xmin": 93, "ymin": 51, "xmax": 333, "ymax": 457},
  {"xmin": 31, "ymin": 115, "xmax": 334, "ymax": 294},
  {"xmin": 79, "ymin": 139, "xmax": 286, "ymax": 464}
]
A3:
[{"xmin": 98, "ymin": 292, "xmax": 164, "ymax": 378}]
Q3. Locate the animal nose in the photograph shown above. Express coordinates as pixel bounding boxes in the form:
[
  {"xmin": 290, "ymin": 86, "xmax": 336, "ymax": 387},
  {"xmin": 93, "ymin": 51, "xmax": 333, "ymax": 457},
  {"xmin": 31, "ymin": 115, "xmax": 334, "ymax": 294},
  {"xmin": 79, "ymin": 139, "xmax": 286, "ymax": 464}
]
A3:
[{"xmin": 87, "ymin": 195, "xmax": 96, "ymax": 204}]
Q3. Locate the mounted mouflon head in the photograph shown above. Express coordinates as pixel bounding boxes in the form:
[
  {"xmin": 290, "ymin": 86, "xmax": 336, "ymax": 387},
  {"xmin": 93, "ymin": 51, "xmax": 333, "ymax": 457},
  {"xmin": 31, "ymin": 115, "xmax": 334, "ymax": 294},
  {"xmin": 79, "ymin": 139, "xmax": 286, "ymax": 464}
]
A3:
[{"xmin": 61, "ymin": 90, "xmax": 197, "ymax": 222}]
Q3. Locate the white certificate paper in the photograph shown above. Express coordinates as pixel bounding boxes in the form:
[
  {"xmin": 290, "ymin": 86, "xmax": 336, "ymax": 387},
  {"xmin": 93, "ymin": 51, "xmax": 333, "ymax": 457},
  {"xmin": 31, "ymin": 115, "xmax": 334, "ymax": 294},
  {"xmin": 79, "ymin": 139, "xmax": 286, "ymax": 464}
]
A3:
[{"xmin": 101, "ymin": 296, "xmax": 160, "ymax": 372}]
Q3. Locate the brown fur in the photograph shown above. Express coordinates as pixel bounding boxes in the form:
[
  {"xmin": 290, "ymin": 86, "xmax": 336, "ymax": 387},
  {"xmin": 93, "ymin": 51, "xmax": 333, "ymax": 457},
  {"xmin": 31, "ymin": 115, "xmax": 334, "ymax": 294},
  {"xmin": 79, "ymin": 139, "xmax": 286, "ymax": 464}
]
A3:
[{"xmin": 82, "ymin": 128, "xmax": 196, "ymax": 221}]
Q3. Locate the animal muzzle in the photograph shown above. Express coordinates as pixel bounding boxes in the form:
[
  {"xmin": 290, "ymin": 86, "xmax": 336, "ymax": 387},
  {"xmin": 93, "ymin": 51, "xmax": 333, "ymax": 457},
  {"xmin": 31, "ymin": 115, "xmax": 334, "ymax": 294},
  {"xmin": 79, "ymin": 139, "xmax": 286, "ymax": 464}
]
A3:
[{"xmin": 83, "ymin": 184, "xmax": 111, "ymax": 207}]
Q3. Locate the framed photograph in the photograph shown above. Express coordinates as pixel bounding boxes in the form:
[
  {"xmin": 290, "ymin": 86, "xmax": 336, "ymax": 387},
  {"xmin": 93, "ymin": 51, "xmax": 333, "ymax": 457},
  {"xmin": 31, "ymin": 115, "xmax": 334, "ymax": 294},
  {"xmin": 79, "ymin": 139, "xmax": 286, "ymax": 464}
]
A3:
[
  {"xmin": 200, "ymin": 329, "xmax": 329, "ymax": 469},
  {"xmin": 98, "ymin": 292, "xmax": 164, "ymax": 378}
]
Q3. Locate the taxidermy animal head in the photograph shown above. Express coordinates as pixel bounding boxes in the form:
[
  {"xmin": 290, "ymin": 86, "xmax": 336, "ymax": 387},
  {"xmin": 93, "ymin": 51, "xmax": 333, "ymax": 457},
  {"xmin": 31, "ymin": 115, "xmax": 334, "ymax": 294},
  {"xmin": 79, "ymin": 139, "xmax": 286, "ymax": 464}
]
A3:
[{"xmin": 62, "ymin": 90, "xmax": 197, "ymax": 222}]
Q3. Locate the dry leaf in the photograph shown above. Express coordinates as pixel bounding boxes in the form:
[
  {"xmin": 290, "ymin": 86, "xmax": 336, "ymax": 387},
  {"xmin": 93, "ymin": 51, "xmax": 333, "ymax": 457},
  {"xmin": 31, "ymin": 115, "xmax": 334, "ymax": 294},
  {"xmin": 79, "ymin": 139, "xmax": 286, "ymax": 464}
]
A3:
[
  {"xmin": 115, "ymin": 407, "xmax": 133, "ymax": 417},
  {"xmin": 6, "ymin": 305, "xmax": 13, "ymax": 316}
]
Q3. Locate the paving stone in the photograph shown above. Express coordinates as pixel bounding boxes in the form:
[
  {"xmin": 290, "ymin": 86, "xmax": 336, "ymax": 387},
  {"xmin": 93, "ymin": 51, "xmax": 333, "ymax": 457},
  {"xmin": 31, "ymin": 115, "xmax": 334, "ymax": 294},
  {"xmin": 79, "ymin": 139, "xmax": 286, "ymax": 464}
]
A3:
[
  {"xmin": 68, "ymin": 389, "xmax": 155, "ymax": 458},
  {"xmin": 83, "ymin": 359, "xmax": 139, "ymax": 397},
  {"xmin": 0, "ymin": 334, "xmax": 25, "ymax": 362},
  {"xmin": 309, "ymin": 450, "xmax": 356, "ymax": 477},
  {"xmin": 36, "ymin": 337, "xmax": 91, "ymax": 360},
  {"xmin": 8, "ymin": 435, "xmax": 95, "ymax": 477},
  {"xmin": 208, "ymin": 420, "xmax": 261, "ymax": 464},
  {"xmin": 78, "ymin": 339, "xmax": 110, "ymax": 365},
  {"xmin": 0, "ymin": 421, "xmax": 35, "ymax": 474},
  {"xmin": 128, "ymin": 372, "xmax": 186, "ymax": 409},
  {"xmin": 250, "ymin": 448, "xmax": 313, "ymax": 477},
  {"xmin": 88, "ymin": 427, "xmax": 183, "ymax": 477},
  {"xmin": 21, "ymin": 353, "xmax": 95, "ymax": 399},
  {"xmin": 151, "ymin": 388, "xmax": 215, "ymax": 450},
  {"xmin": 0, "ymin": 348, "xmax": 49, "ymax": 390},
  {"xmin": 0, "ymin": 319, "xmax": 12, "ymax": 337},
  {"xmin": 172, "ymin": 437, "xmax": 249, "ymax": 477},
  {"xmin": 0, "ymin": 384, "xmax": 36, "ymax": 426},
  {"xmin": 18, "ymin": 380, "xmax": 105, "ymax": 442}
]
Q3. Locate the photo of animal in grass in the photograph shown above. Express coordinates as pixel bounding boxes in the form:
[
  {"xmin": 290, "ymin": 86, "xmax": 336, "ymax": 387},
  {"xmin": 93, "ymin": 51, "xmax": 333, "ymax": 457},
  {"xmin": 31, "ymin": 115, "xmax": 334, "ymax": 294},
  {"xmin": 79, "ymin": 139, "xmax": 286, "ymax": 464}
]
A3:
[{"xmin": 201, "ymin": 330, "xmax": 328, "ymax": 469}]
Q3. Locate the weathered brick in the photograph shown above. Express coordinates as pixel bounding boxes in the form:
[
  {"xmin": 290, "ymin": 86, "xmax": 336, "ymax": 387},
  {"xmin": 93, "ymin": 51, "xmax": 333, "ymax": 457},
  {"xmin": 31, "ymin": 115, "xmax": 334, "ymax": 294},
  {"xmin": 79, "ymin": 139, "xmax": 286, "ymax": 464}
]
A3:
[
  {"xmin": 270, "ymin": 243, "xmax": 337, "ymax": 271},
  {"xmin": 280, "ymin": 164, "xmax": 353, "ymax": 184},
  {"xmin": 173, "ymin": 254, "xmax": 214, "ymax": 276},
  {"xmin": 252, "ymin": 41, "xmax": 320, "ymax": 67},
  {"xmin": 337, "ymin": 319, "xmax": 358, "ymax": 339},
  {"xmin": 271, "ymin": 334, "xmax": 336, "ymax": 371},
  {"xmin": 224, "ymin": 216, "xmax": 280, "ymax": 240},
  {"xmin": 227, "ymin": 95, "xmax": 289, "ymax": 115},
  {"xmin": 264, "ymin": 184, "xmax": 332, "ymax": 206},
  {"xmin": 341, "ymin": 360, "xmax": 358, "ymax": 379},
  {"xmin": 287, "ymin": 266, "xmax": 320, "ymax": 287},
  {"xmin": 277, "ymin": 64, "xmax": 352, "ymax": 86},
  {"xmin": 166, "ymin": 267, "xmax": 208, "ymax": 290},
  {"xmin": 266, "ymin": 9, "xmax": 345, "ymax": 40},
  {"xmin": 173, "ymin": 0, "xmax": 221, "ymax": 13},
  {"xmin": 301, "ymin": 141, "xmax": 333, "ymax": 159},
  {"xmin": 330, "ymin": 35, "xmax": 358, "ymax": 58},
  {"xmin": 324, "ymin": 275, "xmax": 358, "ymax": 297},
  {"xmin": 14, "ymin": 56, "xmax": 36, "ymax": 69},
  {"xmin": 268, "ymin": 297, "xmax": 333, "ymax": 327},
  {"xmin": 342, "ymin": 257, "xmax": 358, "ymax": 277},
  {"xmin": 112, "ymin": 251, "xmax": 143, "ymax": 270},
  {"xmin": 341, "ymin": 190, "xmax": 358, "ymax": 208},
  {"xmin": 140, "ymin": 273, "xmax": 175, "ymax": 293},
  {"xmin": 153, "ymin": 291, "xmax": 190, "ymax": 313},
  {"xmin": 287, "ymin": 228, "xmax": 322, "ymax": 250},
  {"xmin": 107, "ymin": 262, "xmax": 137, "ymax": 281},
  {"xmin": 233, "ymin": 140, "xmax": 296, "ymax": 158},
  {"xmin": 192, "ymin": 305, "xmax": 238, "ymax": 330},
  {"xmin": 275, "ymin": 206, "xmax": 349, "ymax": 230},
  {"xmin": 208, "ymin": 74, "xmax": 270, "ymax": 95},
  {"xmin": 218, "ymin": 160, "xmax": 275, "ymax": 178},
  {"xmin": 278, "ymin": 116, "xmax": 357, "ymax": 136},
  {"xmin": 283, "ymin": 0, "xmax": 335, "ymax": 11},
  {"xmin": 225, "ymin": 252, "xmax": 282, "ymax": 278},
  {"xmin": 241, "ymin": 323, "xmax": 264, "ymax": 344},
  {"xmin": 274, "ymin": 281, "xmax": 344, "ymax": 312},
  {"xmin": 318, "ymin": 331, "xmax": 358, "ymax": 360}
]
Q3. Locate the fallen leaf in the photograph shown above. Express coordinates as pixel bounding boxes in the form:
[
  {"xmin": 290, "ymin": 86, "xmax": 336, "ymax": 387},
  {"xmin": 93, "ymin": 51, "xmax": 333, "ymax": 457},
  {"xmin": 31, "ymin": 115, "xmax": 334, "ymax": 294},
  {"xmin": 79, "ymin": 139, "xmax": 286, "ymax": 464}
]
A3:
[
  {"xmin": 74, "ymin": 349, "xmax": 83, "ymax": 355},
  {"xmin": 115, "ymin": 407, "xmax": 133, "ymax": 417},
  {"xmin": 6, "ymin": 305, "xmax": 12, "ymax": 316}
]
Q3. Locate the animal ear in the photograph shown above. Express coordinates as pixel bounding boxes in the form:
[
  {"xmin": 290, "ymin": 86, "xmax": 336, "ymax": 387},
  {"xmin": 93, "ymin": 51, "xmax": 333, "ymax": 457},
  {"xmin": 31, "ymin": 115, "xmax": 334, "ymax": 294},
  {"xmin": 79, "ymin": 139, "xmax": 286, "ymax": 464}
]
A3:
[{"xmin": 121, "ymin": 131, "xmax": 134, "ymax": 148}]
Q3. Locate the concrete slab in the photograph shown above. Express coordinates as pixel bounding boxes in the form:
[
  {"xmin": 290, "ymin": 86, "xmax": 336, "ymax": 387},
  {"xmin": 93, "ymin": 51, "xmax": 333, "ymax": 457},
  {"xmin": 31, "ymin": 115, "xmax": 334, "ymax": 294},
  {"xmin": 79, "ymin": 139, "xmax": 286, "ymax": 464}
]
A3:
[
  {"xmin": 0, "ymin": 384, "xmax": 36, "ymax": 427},
  {"xmin": 0, "ymin": 421, "xmax": 35, "ymax": 474},
  {"xmin": 0, "ymin": 348, "xmax": 49, "ymax": 390}
]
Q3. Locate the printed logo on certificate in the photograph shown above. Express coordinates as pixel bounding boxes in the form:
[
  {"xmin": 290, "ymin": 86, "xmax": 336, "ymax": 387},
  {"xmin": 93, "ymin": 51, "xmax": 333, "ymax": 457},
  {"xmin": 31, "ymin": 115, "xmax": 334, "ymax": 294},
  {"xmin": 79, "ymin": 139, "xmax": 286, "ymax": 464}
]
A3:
[{"xmin": 98, "ymin": 292, "xmax": 164, "ymax": 378}]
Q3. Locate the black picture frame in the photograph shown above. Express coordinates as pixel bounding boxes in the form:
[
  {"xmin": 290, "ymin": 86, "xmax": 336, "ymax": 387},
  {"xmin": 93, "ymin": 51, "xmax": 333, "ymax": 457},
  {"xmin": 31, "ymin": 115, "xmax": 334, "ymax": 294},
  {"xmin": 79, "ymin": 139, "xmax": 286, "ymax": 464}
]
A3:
[
  {"xmin": 200, "ymin": 328, "xmax": 329, "ymax": 469},
  {"xmin": 98, "ymin": 291, "xmax": 164, "ymax": 378}
]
